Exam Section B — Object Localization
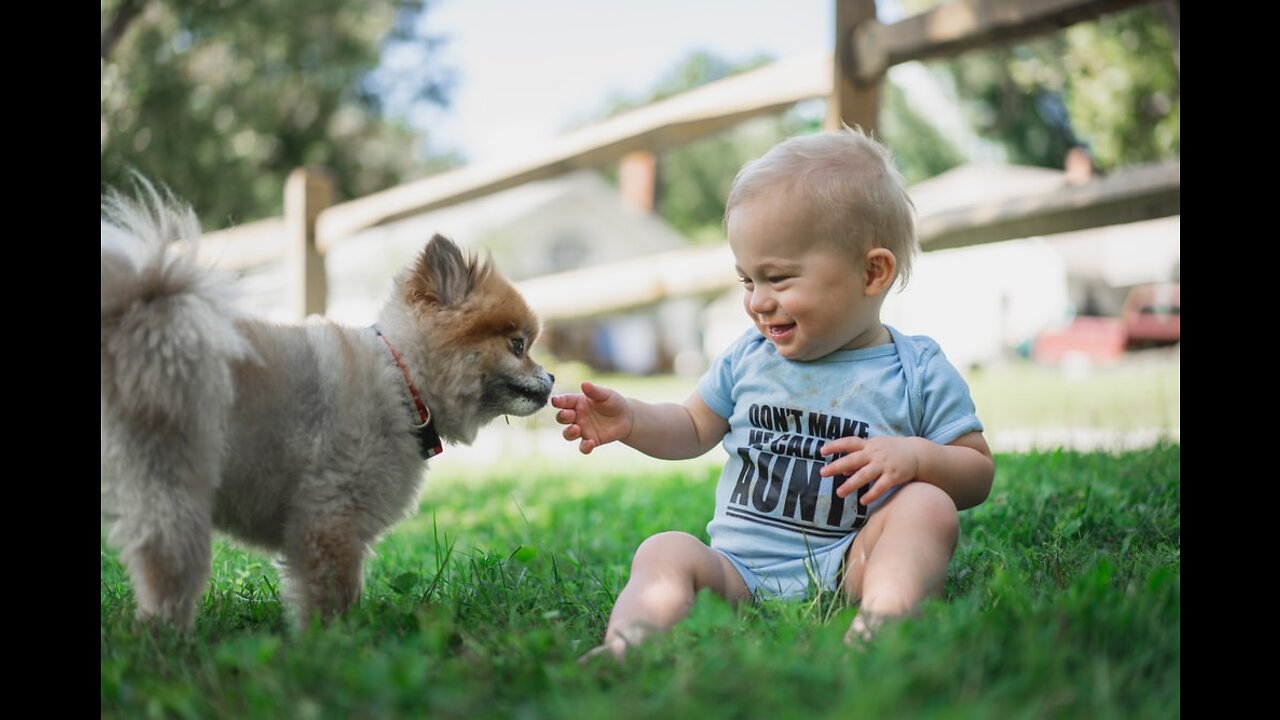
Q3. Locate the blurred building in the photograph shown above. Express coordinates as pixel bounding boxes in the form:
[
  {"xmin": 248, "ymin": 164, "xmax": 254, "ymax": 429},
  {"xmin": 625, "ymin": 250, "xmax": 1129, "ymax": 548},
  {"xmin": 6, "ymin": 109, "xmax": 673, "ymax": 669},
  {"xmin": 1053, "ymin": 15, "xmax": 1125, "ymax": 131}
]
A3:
[{"xmin": 235, "ymin": 170, "xmax": 702, "ymax": 374}]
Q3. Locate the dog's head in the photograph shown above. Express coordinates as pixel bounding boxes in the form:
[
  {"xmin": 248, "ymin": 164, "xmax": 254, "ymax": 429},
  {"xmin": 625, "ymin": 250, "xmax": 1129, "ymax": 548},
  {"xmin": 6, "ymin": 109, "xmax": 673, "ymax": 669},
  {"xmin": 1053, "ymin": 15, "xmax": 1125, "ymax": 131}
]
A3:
[{"xmin": 386, "ymin": 234, "xmax": 554, "ymax": 442}]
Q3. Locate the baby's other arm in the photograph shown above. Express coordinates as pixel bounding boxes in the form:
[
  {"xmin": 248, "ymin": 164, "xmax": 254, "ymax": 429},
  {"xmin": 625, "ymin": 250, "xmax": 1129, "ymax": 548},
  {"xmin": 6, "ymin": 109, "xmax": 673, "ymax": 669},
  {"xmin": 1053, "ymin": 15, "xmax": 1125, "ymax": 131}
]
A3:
[{"xmin": 819, "ymin": 431, "xmax": 994, "ymax": 510}]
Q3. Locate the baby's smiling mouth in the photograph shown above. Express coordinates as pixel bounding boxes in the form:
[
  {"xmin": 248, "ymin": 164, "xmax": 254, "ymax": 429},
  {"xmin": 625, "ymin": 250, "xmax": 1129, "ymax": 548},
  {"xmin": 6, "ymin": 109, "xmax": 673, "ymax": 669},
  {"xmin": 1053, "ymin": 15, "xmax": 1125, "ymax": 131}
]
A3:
[{"xmin": 764, "ymin": 323, "xmax": 796, "ymax": 338}]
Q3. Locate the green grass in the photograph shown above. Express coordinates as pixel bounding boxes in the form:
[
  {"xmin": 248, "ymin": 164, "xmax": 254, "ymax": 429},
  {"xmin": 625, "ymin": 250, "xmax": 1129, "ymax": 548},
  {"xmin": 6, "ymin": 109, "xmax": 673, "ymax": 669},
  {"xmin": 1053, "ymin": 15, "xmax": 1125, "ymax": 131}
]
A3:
[{"xmin": 102, "ymin": 444, "xmax": 1180, "ymax": 719}]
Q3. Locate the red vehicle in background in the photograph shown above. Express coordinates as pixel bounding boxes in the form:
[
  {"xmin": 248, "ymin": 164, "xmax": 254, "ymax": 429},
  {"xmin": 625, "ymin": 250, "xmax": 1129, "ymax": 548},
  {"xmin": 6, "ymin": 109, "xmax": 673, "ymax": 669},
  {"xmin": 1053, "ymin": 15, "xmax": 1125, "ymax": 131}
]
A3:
[
  {"xmin": 1032, "ymin": 283, "xmax": 1180, "ymax": 364},
  {"xmin": 1122, "ymin": 282, "xmax": 1180, "ymax": 349}
]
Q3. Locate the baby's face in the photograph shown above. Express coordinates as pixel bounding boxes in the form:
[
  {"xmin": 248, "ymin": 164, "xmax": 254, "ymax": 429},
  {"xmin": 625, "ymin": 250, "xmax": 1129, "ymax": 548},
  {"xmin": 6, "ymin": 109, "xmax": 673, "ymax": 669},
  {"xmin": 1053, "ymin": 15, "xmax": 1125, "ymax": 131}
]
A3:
[{"xmin": 728, "ymin": 193, "xmax": 887, "ymax": 361}]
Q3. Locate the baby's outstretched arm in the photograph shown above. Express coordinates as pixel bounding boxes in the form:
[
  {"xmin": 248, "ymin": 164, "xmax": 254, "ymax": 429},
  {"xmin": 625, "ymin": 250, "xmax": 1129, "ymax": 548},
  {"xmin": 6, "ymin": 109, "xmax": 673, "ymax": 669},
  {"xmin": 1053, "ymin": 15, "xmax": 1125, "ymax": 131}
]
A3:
[
  {"xmin": 819, "ymin": 432, "xmax": 994, "ymax": 510},
  {"xmin": 552, "ymin": 382, "xmax": 727, "ymax": 460}
]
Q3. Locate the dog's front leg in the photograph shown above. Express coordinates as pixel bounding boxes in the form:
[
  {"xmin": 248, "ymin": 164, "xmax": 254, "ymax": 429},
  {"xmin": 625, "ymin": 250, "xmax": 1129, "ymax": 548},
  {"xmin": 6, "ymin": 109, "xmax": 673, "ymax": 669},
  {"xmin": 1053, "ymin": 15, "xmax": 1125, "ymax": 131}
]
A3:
[{"xmin": 280, "ymin": 519, "xmax": 367, "ymax": 626}]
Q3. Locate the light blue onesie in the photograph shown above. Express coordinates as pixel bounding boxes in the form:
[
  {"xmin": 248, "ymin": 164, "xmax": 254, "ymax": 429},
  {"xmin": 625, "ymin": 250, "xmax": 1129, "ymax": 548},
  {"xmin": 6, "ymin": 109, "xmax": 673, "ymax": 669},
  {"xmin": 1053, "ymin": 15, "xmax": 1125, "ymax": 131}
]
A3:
[{"xmin": 698, "ymin": 325, "xmax": 983, "ymax": 599}]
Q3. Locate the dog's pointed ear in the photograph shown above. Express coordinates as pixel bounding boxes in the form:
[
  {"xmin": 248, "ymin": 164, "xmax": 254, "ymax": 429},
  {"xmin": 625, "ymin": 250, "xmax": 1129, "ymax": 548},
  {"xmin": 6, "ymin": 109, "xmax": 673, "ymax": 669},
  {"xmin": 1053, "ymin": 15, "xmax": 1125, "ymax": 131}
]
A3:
[{"xmin": 407, "ymin": 234, "xmax": 489, "ymax": 307}]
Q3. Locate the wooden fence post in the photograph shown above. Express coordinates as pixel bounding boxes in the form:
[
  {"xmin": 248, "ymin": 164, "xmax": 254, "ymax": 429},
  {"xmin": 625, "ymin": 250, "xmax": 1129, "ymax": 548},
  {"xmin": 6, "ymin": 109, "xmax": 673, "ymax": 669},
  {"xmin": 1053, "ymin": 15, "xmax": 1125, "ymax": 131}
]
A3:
[
  {"xmin": 285, "ymin": 167, "xmax": 334, "ymax": 319},
  {"xmin": 826, "ymin": 0, "xmax": 882, "ymax": 134}
]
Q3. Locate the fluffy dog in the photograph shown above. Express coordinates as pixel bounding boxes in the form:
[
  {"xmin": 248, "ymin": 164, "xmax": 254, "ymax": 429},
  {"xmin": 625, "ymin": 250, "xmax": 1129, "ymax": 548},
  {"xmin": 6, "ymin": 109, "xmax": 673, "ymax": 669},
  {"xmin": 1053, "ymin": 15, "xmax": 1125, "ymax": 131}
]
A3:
[{"xmin": 101, "ymin": 181, "xmax": 554, "ymax": 627}]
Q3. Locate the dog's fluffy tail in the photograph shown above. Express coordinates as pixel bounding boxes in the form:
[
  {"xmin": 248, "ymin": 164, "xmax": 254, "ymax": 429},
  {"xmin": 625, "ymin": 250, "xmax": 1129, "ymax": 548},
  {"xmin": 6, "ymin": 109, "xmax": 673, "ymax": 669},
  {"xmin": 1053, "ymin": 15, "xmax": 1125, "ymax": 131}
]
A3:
[
  {"xmin": 100, "ymin": 179, "xmax": 251, "ymax": 419},
  {"xmin": 101, "ymin": 179, "xmax": 251, "ymax": 624}
]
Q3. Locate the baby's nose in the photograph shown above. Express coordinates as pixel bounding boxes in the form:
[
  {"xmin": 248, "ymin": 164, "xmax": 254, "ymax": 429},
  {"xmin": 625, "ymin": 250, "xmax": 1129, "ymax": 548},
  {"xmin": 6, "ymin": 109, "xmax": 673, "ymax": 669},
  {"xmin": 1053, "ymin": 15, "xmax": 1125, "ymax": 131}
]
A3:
[{"xmin": 748, "ymin": 289, "xmax": 775, "ymax": 313}]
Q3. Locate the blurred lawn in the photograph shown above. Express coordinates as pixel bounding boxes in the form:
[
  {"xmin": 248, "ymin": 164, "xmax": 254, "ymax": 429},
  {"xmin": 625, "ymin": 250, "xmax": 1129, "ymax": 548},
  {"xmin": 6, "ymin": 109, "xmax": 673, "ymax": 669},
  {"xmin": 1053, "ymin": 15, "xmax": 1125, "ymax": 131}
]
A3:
[
  {"xmin": 547, "ymin": 350, "xmax": 1180, "ymax": 435},
  {"xmin": 965, "ymin": 352, "xmax": 1179, "ymax": 432}
]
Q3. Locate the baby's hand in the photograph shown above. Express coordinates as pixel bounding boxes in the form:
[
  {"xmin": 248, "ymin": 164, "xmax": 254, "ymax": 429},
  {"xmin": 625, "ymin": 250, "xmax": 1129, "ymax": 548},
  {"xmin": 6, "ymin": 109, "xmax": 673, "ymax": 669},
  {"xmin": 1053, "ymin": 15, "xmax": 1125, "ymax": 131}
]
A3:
[
  {"xmin": 819, "ymin": 436, "xmax": 921, "ymax": 505},
  {"xmin": 550, "ymin": 381, "xmax": 633, "ymax": 454}
]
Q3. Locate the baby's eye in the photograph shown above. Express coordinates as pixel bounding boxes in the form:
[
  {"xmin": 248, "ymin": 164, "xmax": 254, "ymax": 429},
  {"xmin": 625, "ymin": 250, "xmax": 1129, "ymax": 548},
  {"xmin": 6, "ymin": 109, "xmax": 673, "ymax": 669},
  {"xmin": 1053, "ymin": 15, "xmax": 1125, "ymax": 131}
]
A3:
[
  {"xmin": 767, "ymin": 276, "xmax": 790, "ymax": 284},
  {"xmin": 738, "ymin": 277, "xmax": 754, "ymax": 287},
  {"xmin": 509, "ymin": 337, "xmax": 525, "ymax": 357}
]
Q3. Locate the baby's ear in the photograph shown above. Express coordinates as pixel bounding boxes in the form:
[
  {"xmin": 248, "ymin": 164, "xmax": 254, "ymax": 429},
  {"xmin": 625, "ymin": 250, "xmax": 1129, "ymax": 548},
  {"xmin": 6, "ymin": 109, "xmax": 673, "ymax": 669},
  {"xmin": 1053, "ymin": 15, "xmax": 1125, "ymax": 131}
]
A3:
[{"xmin": 863, "ymin": 248, "xmax": 897, "ymax": 296}]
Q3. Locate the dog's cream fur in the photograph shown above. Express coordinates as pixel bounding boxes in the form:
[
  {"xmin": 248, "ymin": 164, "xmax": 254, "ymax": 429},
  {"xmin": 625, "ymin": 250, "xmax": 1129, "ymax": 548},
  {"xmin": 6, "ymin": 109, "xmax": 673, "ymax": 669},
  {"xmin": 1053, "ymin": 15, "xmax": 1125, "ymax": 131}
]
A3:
[{"xmin": 101, "ymin": 181, "xmax": 553, "ymax": 627}]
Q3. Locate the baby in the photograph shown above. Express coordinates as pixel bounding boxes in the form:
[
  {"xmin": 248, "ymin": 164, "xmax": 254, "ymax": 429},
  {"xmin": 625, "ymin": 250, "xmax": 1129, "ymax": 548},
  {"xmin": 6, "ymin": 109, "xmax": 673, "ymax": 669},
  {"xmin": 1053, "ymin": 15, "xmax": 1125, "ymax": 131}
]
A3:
[{"xmin": 553, "ymin": 127, "xmax": 994, "ymax": 658}]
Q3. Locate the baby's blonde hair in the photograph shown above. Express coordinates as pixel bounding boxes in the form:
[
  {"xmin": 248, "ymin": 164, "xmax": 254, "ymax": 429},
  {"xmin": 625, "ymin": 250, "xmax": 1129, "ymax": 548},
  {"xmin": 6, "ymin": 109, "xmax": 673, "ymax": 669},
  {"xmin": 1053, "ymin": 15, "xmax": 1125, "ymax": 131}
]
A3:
[{"xmin": 724, "ymin": 126, "xmax": 917, "ymax": 290}]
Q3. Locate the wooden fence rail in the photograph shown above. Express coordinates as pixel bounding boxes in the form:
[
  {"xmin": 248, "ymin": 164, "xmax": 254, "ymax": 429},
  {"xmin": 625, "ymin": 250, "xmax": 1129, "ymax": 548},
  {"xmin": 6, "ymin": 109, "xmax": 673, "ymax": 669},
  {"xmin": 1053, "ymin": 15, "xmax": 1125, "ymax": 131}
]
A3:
[{"xmin": 516, "ymin": 159, "xmax": 1179, "ymax": 323}]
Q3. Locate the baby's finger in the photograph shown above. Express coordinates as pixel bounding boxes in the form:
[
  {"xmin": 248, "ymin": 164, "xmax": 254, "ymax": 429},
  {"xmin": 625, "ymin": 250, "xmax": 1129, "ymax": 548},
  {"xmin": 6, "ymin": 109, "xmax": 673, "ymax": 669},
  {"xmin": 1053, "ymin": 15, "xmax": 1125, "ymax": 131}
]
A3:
[
  {"xmin": 555, "ymin": 408, "xmax": 575, "ymax": 425},
  {"xmin": 551, "ymin": 394, "xmax": 580, "ymax": 410},
  {"xmin": 821, "ymin": 436, "xmax": 865, "ymax": 457},
  {"xmin": 835, "ymin": 473, "xmax": 869, "ymax": 499},
  {"xmin": 836, "ymin": 463, "xmax": 881, "ymax": 498},
  {"xmin": 582, "ymin": 382, "xmax": 613, "ymax": 403},
  {"xmin": 860, "ymin": 476, "xmax": 894, "ymax": 505},
  {"xmin": 563, "ymin": 424, "xmax": 582, "ymax": 442},
  {"xmin": 820, "ymin": 451, "xmax": 865, "ymax": 478},
  {"xmin": 579, "ymin": 438, "xmax": 597, "ymax": 455}
]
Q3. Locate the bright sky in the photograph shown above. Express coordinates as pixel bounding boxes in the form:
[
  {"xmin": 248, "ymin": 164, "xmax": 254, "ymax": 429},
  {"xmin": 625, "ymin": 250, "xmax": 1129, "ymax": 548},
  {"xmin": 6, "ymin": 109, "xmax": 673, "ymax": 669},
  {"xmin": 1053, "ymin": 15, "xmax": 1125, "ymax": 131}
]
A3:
[
  {"xmin": 377, "ymin": 0, "xmax": 996, "ymax": 166},
  {"xmin": 405, "ymin": 0, "xmax": 841, "ymax": 164}
]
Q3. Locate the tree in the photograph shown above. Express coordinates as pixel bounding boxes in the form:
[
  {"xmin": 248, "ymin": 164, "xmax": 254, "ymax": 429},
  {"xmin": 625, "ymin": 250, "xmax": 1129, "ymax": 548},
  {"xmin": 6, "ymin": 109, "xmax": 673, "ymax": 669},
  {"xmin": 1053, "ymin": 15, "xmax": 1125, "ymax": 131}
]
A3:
[
  {"xmin": 587, "ymin": 52, "xmax": 798, "ymax": 242},
  {"xmin": 878, "ymin": 81, "xmax": 968, "ymax": 185},
  {"xmin": 900, "ymin": 2, "xmax": 1179, "ymax": 170},
  {"xmin": 101, "ymin": 0, "xmax": 455, "ymax": 229},
  {"xmin": 1058, "ymin": 7, "xmax": 1179, "ymax": 169}
]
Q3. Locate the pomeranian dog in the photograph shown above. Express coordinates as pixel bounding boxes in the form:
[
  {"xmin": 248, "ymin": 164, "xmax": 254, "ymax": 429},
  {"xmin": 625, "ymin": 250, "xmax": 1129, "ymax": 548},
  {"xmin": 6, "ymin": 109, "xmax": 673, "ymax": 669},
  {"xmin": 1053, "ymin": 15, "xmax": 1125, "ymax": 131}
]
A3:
[{"xmin": 101, "ymin": 180, "xmax": 554, "ymax": 627}]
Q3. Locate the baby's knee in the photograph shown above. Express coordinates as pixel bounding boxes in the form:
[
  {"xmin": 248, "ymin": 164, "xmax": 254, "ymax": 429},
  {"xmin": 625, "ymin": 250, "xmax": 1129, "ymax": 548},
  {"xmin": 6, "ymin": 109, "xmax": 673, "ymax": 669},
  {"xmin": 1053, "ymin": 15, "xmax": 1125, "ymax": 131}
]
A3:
[
  {"xmin": 631, "ymin": 531, "xmax": 706, "ymax": 571},
  {"xmin": 634, "ymin": 531, "xmax": 699, "ymax": 560},
  {"xmin": 896, "ymin": 483, "xmax": 960, "ymax": 537}
]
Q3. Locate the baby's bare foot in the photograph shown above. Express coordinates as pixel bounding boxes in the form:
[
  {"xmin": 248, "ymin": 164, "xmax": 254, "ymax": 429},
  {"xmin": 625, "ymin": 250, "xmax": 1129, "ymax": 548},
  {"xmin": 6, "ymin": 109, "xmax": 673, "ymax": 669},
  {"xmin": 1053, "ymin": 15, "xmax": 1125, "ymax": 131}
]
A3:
[
  {"xmin": 844, "ymin": 611, "xmax": 888, "ymax": 650},
  {"xmin": 577, "ymin": 636, "xmax": 629, "ymax": 665},
  {"xmin": 577, "ymin": 623, "xmax": 654, "ymax": 665}
]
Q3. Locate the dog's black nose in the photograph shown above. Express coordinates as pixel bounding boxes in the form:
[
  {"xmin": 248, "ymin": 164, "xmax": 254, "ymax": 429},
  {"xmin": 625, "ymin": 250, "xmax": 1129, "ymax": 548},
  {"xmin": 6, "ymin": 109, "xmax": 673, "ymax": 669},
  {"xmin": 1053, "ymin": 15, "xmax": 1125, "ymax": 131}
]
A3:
[{"xmin": 548, "ymin": 372, "xmax": 555, "ymax": 383}]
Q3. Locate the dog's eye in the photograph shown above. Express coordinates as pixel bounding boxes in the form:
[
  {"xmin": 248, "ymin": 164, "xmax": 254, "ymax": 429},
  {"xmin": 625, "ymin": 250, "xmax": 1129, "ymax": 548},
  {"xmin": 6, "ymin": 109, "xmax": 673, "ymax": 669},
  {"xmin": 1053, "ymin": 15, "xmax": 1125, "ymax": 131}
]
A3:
[{"xmin": 509, "ymin": 337, "xmax": 525, "ymax": 357}]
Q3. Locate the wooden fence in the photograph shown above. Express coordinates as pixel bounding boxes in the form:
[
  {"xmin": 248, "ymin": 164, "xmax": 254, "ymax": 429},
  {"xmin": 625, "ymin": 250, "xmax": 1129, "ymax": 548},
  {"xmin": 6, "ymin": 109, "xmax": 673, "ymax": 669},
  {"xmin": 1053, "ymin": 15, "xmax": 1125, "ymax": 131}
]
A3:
[{"xmin": 183, "ymin": 0, "xmax": 1179, "ymax": 322}]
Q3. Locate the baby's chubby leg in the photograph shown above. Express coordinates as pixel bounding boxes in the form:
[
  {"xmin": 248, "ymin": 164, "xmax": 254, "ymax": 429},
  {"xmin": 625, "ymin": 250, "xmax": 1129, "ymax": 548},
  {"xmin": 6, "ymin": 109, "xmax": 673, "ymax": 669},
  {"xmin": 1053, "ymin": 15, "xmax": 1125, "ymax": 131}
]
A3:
[
  {"xmin": 841, "ymin": 482, "xmax": 960, "ymax": 644},
  {"xmin": 585, "ymin": 531, "xmax": 750, "ymax": 661}
]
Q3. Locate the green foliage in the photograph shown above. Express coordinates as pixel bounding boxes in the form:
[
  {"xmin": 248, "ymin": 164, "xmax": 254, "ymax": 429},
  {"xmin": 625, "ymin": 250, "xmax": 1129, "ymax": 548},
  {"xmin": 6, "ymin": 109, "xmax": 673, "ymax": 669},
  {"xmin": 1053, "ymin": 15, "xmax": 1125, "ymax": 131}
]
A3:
[
  {"xmin": 654, "ymin": 119, "xmax": 805, "ymax": 242},
  {"xmin": 1060, "ymin": 8, "xmax": 1180, "ymax": 168},
  {"xmin": 594, "ymin": 2, "xmax": 1181, "ymax": 240},
  {"xmin": 906, "ymin": 3, "xmax": 1179, "ymax": 169},
  {"xmin": 100, "ymin": 0, "xmax": 455, "ymax": 229},
  {"xmin": 592, "ymin": 51, "xmax": 811, "ymax": 242},
  {"xmin": 878, "ymin": 81, "xmax": 967, "ymax": 185},
  {"xmin": 103, "ymin": 445, "xmax": 1179, "ymax": 718},
  {"xmin": 602, "ymin": 51, "xmax": 773, "ymax": 113}
]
